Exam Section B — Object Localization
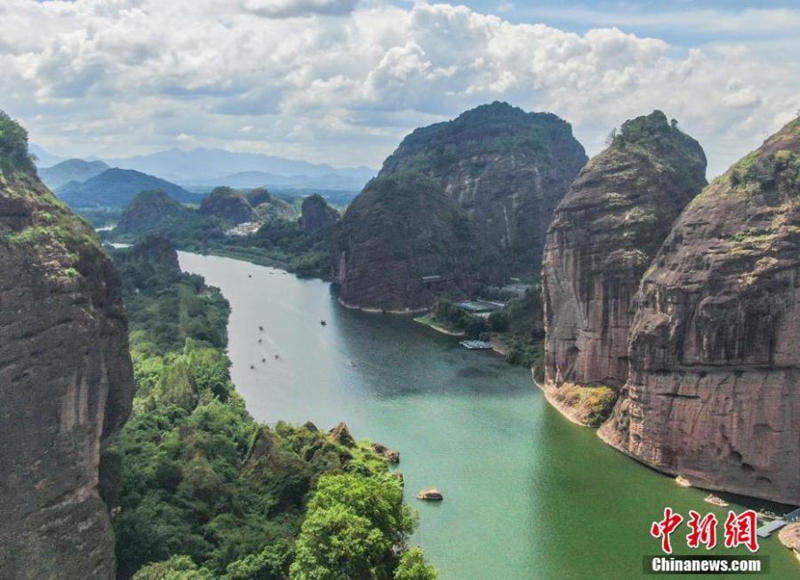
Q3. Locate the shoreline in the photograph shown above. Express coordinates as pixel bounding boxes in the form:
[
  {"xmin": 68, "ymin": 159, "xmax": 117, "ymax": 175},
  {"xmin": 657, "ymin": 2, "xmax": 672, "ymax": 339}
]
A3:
[
  {"xmin": 489, "ymin": 335, "xmax": 510, "ymax": 357},
  {"xmin": 532, "ymin": 375, "xmax": 595, "ymax": 428},
  {"xmin": 413, "ymin": 315, "xmax": 466, "ymax": 337},
  {"xmin": 338, "ymin": 297, "xmax": 430, "ymax": 315},
  {"xmin": 180, "ymin": 252, "xmax": 794, "ymax": 570}
]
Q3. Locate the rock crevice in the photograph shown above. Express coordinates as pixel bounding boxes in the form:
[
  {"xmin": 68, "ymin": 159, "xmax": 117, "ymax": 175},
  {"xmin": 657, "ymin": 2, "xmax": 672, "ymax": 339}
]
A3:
[
  {"xmin": 599, "ymin": 117, "xmax": 800, "ymax": 505},
  {"xmin": 0, "ymin": 113, "xmax": 135, "ymax": 580}
]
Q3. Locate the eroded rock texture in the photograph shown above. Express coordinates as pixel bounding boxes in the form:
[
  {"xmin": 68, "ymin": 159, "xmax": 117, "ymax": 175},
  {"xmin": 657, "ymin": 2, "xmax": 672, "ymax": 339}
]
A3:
[
  {"xmin": 543, "ymin": 111, "xmax": 707, "ymax": 394},
  {"xmin": 336, "ymin": 102, "xmax": 586, "ymax": 311},
  {"xmin": 599, "ymin": 117, "xmax": 800, "ymax": 505},
  {"xmin": 335, "ymin": 172, "xmax": 486, "ymax": 311},
  {"xmin": 0, "ymin": 114, "xmax": 135, "ymax": 580},
  {"xmin": 380, "ymin": 102, "xmax": 587, "ymax": 275}
]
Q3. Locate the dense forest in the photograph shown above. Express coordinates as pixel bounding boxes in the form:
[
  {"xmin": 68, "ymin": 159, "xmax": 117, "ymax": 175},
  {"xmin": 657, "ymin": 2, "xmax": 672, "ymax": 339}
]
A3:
[
  {"xmin": 105, "ymin": 235, "xmax": 436, "ymax": 580},
  {"xmin": 102, "ymin": 189, "xmax": 338, "ymax": 280}
]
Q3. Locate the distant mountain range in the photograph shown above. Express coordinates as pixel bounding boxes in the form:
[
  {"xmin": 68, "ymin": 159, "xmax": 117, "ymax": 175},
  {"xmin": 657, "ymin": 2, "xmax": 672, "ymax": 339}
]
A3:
[
  {"xmin": 29, "ymin": 144, "xmax": 70, "ymax": 167},
  {"xmin": 33, "ymin": 145, "xmax": 376, "ymax": 197},
  {"xmin": 57, "ymin": 168, "xmax": 202, "ymax": 208},
  {"xmin": 100, "ymin": 147, "xmax": 376, "ymax": 186},
  {"xmin": 180, "ymin": 170, "xmax": 371, "ymax": 192},
  {"xmin": 39, "ymin": 159, "xmax": 111, "ymax": 189}
]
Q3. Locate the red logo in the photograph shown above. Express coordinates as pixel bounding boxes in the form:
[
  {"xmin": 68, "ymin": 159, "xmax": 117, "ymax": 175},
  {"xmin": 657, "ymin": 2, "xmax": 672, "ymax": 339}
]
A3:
[
  {"xmin": 686, "ymin": 510, "xmax": 718, "ymax": 550},
  {"xmin": 651, "ymin": 508, "xmax": 684, "ymax": 554},
  {"xmin": 724, "ymin": 510, "xmax": 759, "ymax": 552},
  {"xmin": 650, "ymin": 508, "xmax": 759, "ymax": 554}
]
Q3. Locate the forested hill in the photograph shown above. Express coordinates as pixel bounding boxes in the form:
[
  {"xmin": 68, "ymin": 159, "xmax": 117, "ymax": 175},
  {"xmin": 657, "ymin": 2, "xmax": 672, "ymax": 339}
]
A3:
[{"xmin": 107, "ymin": 235, "xmax": 437, "ymax": 580}]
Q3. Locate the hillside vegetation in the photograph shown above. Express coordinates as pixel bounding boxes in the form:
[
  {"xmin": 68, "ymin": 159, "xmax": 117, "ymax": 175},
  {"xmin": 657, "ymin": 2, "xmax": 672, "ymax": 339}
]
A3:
[{"xmin": 107, "ymin": 236, "xmax": 435, "ymax": 580}]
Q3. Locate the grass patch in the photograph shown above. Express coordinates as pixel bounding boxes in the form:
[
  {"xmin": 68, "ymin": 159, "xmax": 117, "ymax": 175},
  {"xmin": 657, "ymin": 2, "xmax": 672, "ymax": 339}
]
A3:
[{"xmin": 551, "ymin": 383, "xmax": 617, "ymax": 427}]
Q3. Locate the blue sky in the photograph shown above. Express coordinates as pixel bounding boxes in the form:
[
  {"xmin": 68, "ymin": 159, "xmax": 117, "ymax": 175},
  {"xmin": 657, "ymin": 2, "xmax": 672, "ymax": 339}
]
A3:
[
  {"xmin": 421, "ymin": 0, "xmax": 800, "ymax": 42},
  {"xmin": 2, "ymin": 0, "xmax": 798, "ymax": 176}
]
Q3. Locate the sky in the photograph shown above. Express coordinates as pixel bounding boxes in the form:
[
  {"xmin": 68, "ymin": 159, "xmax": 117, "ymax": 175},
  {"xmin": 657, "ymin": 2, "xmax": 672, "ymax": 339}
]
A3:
[{"xmin": 1, "ymin": 0, "xmax": 799, "ymax": 177}]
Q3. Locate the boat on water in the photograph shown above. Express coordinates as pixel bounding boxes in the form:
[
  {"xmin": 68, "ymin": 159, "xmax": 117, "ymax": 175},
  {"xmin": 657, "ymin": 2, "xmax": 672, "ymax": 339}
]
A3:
[
  {"xmin": 675, "ymin": 475, "xmax": 692, "ymax": 487},
  {"xmin": 320, "ymin": 320, "xmax": 327, "ymax": 326},
  {"xmin": 416, "ymin": 488, "xmax": 444, "ymax": 501},
  {"xmin": 705, "ymin": 494, "xmax": 729, "ymax": 507}
]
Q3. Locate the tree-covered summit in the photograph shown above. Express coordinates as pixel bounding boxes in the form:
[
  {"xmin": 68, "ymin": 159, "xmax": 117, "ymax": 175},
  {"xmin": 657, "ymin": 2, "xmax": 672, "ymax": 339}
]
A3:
[
  {"xmin": 380, "ymin": 101, "xmax": 584, "ymax": 175},
  {"xmin": 0, "ymin": 110, "xmax": 36, "ymax": 174}
]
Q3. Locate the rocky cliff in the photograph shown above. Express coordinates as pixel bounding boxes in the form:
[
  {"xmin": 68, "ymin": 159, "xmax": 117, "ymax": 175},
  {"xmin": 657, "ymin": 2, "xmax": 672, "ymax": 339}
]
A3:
[
  {"xmin": 300, "ymin": 194, "xmax": 339, "ymax": 233},
  {"xmin": 599, "ymin": 117, "xmax": 800, "ymax": 505},
  {"xmin": 335, "ymin": 172, "xmax": 485, "ymax": 311},
  {"xmin": 246, "ymin": 187, "xmax": 298, "ymax": 223},
  {"xmin": 542, "ymin": 112, "xmax": 706, "ymax": 424},
  {"xmin": 0, "ymin": 112, "xmax": 135, "ymax": 579},
  {"xmin": 198, "ymin": 186, "xmax": 255, "ymax": 225},
  {"xmin": 115, "ymin": 189, "xmax": 217, "ymax": 241},
  {"xmin": 336, "ymin": 102, "xmax": 586, "ymax": 311},
  {"xmin": 380, "ymin": 101, "xmax": 587, "ymax": 275}
]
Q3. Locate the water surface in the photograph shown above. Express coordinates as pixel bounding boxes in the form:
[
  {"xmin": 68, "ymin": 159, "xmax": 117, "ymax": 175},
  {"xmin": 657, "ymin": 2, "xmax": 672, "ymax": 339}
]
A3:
[{"xmin": 179, "ymin": 252, "xmax": 797, "ymax": 580}]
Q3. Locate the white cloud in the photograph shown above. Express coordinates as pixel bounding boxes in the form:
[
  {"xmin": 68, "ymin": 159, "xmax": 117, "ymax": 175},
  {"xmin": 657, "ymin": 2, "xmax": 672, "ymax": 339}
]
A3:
[
  {"xmin": 496, "ymin": 2, "xmax": 514, "ymax": 14},
  {"xmin": 0, "ymin": 0, "xmax": 798, "ymax": 175}
]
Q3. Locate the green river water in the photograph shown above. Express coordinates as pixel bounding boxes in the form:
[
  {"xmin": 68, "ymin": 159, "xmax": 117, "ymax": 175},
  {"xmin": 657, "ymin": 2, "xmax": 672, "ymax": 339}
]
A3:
[{"xmin": 178, "ymin": 252, "xmax": 798, "ymax": 580}]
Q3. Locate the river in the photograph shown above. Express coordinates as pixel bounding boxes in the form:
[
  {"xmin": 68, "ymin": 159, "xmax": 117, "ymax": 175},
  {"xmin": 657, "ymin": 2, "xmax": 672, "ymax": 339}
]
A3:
[{"xmin": 178, "ymin": 252, "xmax": 797, "ymax": 580}]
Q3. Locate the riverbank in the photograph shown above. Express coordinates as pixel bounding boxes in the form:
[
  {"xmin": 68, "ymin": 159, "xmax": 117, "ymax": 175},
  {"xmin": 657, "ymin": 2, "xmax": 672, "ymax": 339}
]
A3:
[
  {"xmin": 414, "ymin": 315, "xmax": 523, "ymax": 358},
  {"xmin": 534, "ymin": 378, "xmax": 616, "ymax": 428},
  {"xmin": 779, "ymin": 523, "xmax": 800, "ymax": 563},
  {"xmin": 414, "ymin": 313, "xmax": 466, "ymax": 336},
  {"xmin": 338, "ymin": 297, "xmax": 430, "ymax": 315},
  {"xmin": 178, "ymin": 250, "xmax": 800, "ymax": 580}
]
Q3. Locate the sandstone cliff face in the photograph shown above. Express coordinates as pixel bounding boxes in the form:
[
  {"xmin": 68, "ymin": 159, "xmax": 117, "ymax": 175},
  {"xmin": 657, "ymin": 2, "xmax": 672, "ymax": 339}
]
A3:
[
  {"xmin": 599, "ymin": 117, "xmax": 800, "ymax": 505},
  {"xmin": 335, "ymin": 172, "xmax": 487, "ymax": 311},
  {"xmin": 543, "ymin": 112, "xmax": 707, "ymax": 399},
  {"xmin": 336, "ymin": 102, "xmax": 585, "ymax": 311},
  {"xmin": 0, "ymin": 114, "xmax": 135, "ymax": 579},
  {"xmin": 380, "ymin": 102, "xmax": 587, "ymax": 275}
]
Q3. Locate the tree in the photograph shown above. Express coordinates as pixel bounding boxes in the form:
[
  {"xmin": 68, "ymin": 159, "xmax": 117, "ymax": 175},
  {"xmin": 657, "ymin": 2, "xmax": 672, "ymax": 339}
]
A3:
[
  {"xmin": 290, "ymin": 504, "xmax": 386, "ymax": 580},
  {"xmin": 222, "ymin": 542, "xmax": 292, "ymax": 580},
  {"xmin": 290, "ymin": 474, "xmax": 416, "ymax": 580},
  {"xmin": 394, "ymin": 548, "xmax": 438, "ymax": 580},
  {"xmin": 487, "ymin": 311, "xmax": 509, "ymax": 332},
  {"xmin": 132, "ymin": 555, "xmax": 214, "ymax": 580}
]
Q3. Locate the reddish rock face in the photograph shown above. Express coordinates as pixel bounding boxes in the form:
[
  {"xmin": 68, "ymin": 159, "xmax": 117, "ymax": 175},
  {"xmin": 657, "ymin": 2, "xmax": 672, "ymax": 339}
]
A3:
[
  {"xmin": 0, "ymin": 116, "xmax": 135, "ymax": 580},
  {"xmin": 335, "ymin": 172, "xmax": 488, "ymax": 312},
  {"xmin": 599, "ymin": 117, "xmax": 800, "ymax": 505},
  {"xmin": 543, "ymin": 111, "xmax": 707, "ymax": 392},
  {"xmin": 337, "ymin": 102, "xmax": 587, "ymax": 312}
]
